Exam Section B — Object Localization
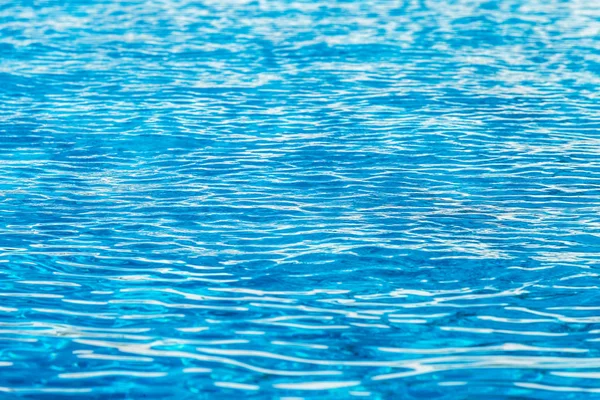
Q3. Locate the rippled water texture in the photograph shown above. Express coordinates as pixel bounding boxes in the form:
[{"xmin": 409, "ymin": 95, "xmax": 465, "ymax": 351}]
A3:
[{"xmin": 1, "ymin": 0, "xmax": 600, "ymax": 398}]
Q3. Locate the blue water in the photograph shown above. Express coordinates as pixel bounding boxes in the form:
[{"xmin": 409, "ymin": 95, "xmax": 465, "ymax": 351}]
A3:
[{"xmin": 1, "ymin": 0, "xmax": 600, "ymax": 398}]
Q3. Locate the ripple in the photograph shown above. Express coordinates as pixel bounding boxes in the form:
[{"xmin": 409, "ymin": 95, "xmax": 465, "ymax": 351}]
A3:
[{"xmin": 59, "ymin": 371, "xmax": 168, "ymax": 379}]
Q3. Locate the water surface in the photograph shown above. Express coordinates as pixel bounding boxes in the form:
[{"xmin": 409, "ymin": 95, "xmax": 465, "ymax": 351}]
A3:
[{"xmin": 1, "ymin": 0, "xmax": 600, "ymax": 398}]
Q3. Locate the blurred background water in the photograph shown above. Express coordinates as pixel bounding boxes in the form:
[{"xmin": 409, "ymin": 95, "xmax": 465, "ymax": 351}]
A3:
[{"xmin": 1, "ymin": 0, "xmax": 600, "ymax": 398}]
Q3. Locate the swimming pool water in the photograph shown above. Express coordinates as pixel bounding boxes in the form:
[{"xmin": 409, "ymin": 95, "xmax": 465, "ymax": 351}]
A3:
[{"xmin": 1, "ymin": 0, "xmax": 600, "ymax": 398}]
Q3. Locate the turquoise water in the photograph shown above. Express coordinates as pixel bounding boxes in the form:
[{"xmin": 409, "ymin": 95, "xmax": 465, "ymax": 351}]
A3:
[{"xmin": 1, "ymin": 0, "xmax": 600, "ymax": 398}]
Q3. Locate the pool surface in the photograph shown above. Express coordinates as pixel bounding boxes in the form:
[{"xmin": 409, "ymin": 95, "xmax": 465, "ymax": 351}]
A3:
[{"xmin": 1, "ymin": 0, "xmax": 600, "ymax": 398}]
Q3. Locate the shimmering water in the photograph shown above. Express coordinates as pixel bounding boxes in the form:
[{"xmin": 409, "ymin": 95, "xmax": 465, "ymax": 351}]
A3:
[{"xmin": 1, "ymin": 0, "xmax": 600, "ymax": 398}]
